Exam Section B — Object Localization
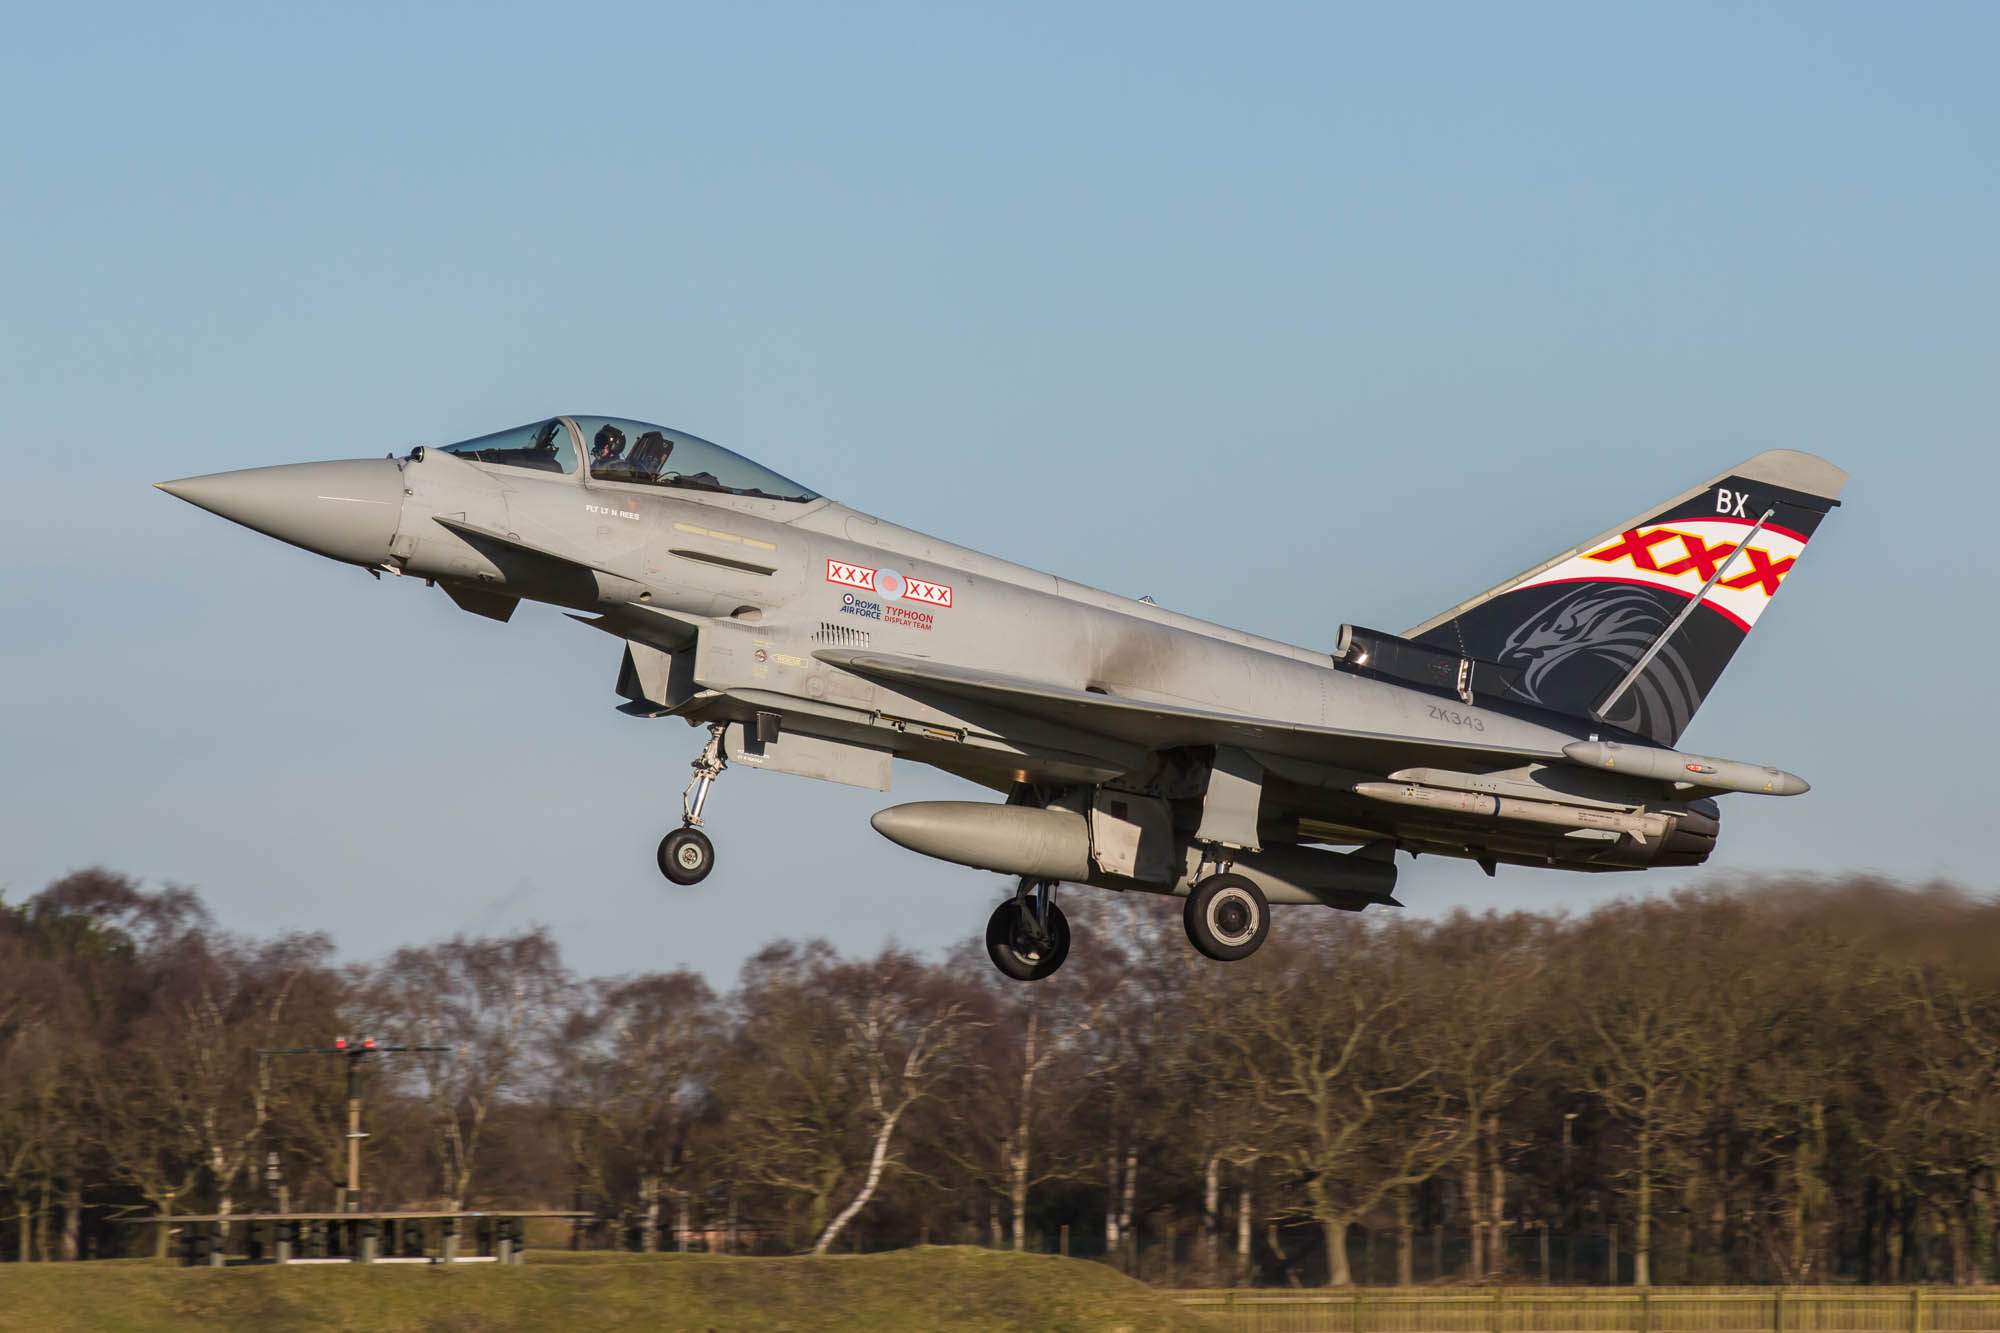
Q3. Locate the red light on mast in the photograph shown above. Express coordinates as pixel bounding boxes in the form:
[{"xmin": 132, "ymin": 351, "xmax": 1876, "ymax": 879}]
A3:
[
  {"xmin": 334, "ymin": 1037, "xmax": 348, "ymax": 1050},
  {"xmin": 362, "ymin": 1038, "xmax": 376, "ymax": 1050}
]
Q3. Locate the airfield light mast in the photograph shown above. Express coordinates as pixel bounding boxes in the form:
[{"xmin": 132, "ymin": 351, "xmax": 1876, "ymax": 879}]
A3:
[{"xmin": 257, "ymin": 1038, "xmax": 452, "ymax": 1211}]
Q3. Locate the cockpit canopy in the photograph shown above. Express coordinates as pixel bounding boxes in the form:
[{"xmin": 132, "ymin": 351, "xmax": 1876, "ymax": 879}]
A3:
[{"xmin": 439, "ymin": 416, "xmax": 819, "ymax": 503}]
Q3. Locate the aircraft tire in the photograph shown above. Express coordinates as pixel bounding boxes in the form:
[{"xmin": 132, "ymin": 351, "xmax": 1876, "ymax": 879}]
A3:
[
  {"xmin": 658, "ymin": 828, "xmax": 715, "ymax": 885},
  {"xmin": 1184, "ymin": 873, "xmax": 1270, "ymax": 961},
  {"xmin": 985, "ymin": 899, "xmax": 1070, "ymax": 982}
]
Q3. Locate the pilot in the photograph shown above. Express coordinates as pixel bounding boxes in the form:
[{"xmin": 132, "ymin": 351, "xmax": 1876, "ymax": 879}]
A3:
[{"xmin": 590, "ymin": 424, "xmax": 628, "ymax": 474}]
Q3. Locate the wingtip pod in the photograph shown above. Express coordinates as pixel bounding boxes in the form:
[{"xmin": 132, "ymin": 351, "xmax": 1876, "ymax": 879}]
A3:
[{"xmin": 1561, "ymin": 740, "xmax": 1809, "ymax": 796}]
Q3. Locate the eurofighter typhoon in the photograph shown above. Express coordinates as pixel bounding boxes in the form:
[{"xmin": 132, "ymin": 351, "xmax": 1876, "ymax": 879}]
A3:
[{"xmin": 159, "ymin": 418, "xmax": 1844, "ymax": 980}]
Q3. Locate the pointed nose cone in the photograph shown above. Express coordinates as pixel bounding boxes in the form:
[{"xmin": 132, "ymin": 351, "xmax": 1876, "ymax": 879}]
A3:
[{"xmin": 156, "ymin": 459, "xmax": 405, "ymax": 567}]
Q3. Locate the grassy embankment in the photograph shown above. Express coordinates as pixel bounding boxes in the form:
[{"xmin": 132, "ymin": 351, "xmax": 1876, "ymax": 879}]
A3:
[{"xmin": 0, "ymin": 1246, "xmax": 1212, "ymax": 1333}]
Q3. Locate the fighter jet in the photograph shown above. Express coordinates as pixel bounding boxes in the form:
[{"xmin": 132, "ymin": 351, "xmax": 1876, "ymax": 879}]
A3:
[{"xmin": 158, "ymin": 417, "xmax": 1845, "ymax": 980}]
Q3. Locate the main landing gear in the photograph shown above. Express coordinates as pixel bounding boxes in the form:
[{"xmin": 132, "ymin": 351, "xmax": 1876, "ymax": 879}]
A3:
[
  {"xmin": 658, "ymin": 724, "xmax": 724, "ymax": 885},
  {"xmin": 1183, "ymin": 871, "xmax": 1270, "ymax": 962},
  {"xmin": 979, "ymin": 870, "xmax": 1273, "ymax": 978},
  {"xmin": 986, "ymin": 880, "xmax": 1070, "ymax": 982}
]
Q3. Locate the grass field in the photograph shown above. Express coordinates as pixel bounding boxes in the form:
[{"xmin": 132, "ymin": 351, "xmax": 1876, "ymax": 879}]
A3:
[{"xmin": 0, "ymin": 1246, "xmax": 1215, "ymax": 1333}]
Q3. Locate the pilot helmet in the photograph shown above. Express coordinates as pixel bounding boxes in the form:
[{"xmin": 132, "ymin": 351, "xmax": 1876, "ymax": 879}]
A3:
[{"xmin": 593, "ymin": 424, "xmax": 626, "ymax": 458}]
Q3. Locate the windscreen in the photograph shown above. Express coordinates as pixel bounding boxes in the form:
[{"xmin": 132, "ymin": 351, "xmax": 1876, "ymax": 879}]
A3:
[{"xmin": 439, "ymin": 419, "xmax": 576, "ymax": 474}]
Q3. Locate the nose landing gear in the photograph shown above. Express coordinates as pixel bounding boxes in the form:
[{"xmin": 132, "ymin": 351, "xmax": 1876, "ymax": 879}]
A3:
[
  {"xmin": 986, "ymin": 880, "xmax": 1070, "ymax": 981},
  {"xmin": 658, "ymin": 724, "xmax": 725, "ymax": 885}
]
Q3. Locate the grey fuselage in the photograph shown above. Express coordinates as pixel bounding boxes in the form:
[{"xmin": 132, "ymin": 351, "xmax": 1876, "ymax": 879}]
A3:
[{"xmin": 398, "ymin": 445, "xmax": 1684, "ymax": 872}]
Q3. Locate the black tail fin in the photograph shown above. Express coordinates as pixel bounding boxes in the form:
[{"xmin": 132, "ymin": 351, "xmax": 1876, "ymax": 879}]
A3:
[{"xmin": 1402, "ymin": 450, "xmax": 1847, "ymax": 745}]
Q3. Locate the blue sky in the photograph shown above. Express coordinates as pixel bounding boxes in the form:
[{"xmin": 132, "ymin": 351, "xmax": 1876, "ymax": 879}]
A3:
[{"xmin": 2, "ymin": 3, "xmax": 1994, "ymax": 982}]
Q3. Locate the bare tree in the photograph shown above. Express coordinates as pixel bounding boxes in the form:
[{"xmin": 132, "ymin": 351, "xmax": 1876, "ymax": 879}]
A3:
[
  {"xmin": 1425, "ymin": 912, "xmax": 1554, "ymax": 1282},
  {"xmin": 1856, "ymin": 961, "xmax": 2000, "ymax": 1283},
  {"xmin": 98, "ymin": 930, "xmax": 333, "ymax": 1239},
  {"xmin": 1220, "ymin": 919, "xmax": 1475, "ymax": 1286},
  {"xmin": 811, "ymin": 972, "xmax": 972, "ymax": 1253},
  {"xmin": 720, "ymin": 944, "xmax": 977, "ymax": 1253},
  {"xmin": 1069, "ymin": 897, "xmax": 1180, "ymax": 1271},
  {"xmin": 961, "ymin": 1000, "xmax": 1086, "ymax": 1253},
  {"xmin": 560, "ymin": 971, "xmax": 719, "ymax": 1251},
  {"xmin": 0, "ymin": 1028, "xmax": 60, "ymax": 1260},
  {"xmin": 1562, "ymin": 901, "xmax": 1720, "ymax": 1286},
  {"xmin": 367, "ymin": 930, "xmax": 570, "ymax": 1209},
  {"xmin": 1170, "ymin": 927, "xmax": 1274, "ymax": 1285},
  {"xmin": 939, "ymin": 903, "xmax": 1135, "ymax": 1255}
]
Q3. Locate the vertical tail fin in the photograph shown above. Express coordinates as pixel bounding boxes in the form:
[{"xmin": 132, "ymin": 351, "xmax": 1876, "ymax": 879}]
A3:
[{"xmin": 1403, "ymin": 450, "xmax": 1847, "ymax": 745}]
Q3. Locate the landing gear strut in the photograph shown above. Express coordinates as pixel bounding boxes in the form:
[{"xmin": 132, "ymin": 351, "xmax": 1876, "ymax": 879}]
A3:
[
  {"xmin": 986, "ymin": 880, "xmax": 1070, "ymax": 981},
  {"xmin": 658, "ymin": 724, "xmax": 725, "ymax": 885}
]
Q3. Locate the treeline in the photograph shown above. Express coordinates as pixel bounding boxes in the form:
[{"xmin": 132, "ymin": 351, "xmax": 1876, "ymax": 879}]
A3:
[{"xmin": 3, "ymin": 870, "xmax": 2000, "ymax": 1286}]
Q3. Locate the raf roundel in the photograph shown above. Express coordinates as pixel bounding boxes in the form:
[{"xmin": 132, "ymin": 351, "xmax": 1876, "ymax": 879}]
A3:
[{"xmin": 824, "ymin": 557, "xmax": 953, "ymax": 609}]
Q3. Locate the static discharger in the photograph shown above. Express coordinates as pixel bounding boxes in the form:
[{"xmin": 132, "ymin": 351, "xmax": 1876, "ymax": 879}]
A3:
[{"xmin": 1562, "ymin": 740, "xmax": 1809, "ymax": 796}]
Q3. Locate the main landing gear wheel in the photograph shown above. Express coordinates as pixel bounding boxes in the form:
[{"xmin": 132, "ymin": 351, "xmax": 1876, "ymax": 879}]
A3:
[
  {"xmin": 986, "ymin": 894, "xmax": 1070, "ymax": 982},
  {"xmin": 658, "ymin": 828, "xmax": 715, "ymax": 885},
  {"xmin": 1184, "ymin": 873, "xmax": 1270, "ymax": 962}
]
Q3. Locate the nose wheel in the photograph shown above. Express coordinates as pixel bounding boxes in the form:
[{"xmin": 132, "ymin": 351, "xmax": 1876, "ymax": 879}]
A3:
[
  {"xmin": 658, "ymin": 827, "xmax": 715, "ymax": 885},
  {"xmin": 986, "ymin": 881, "xmax": 1070, "ymax": 981},
  {"xmin": 659, "ymin": 724, "xmax": 726, "ymax": 885}
]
